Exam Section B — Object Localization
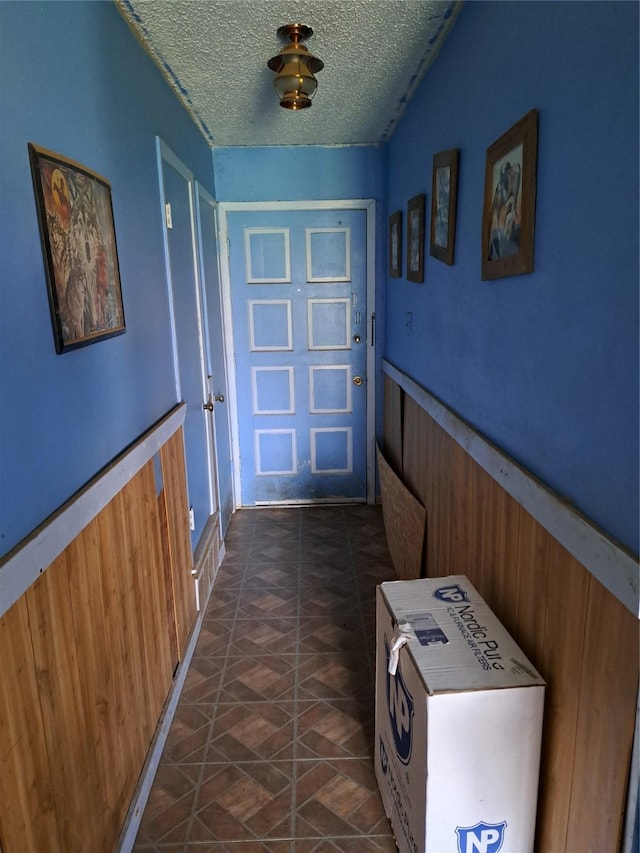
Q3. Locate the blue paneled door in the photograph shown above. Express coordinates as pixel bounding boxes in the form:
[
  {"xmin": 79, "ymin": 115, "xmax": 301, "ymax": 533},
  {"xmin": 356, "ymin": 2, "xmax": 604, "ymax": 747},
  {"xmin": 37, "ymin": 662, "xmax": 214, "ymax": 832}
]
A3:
[{"xmin": 228, "ymin": 209, "xmax": 368, "ymax": 504}]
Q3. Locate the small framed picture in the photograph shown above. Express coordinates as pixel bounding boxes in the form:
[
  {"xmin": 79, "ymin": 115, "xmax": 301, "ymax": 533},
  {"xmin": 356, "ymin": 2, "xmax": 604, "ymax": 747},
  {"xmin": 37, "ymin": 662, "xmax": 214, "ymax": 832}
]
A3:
[
  {"xmin": 389, "ymin": 211, "xmax": 402, "ymax": 277},
  {"xmin": 407, "ymin": 193, "xmax": 426, "ymax": 283},
  {"xmin": 28, "ymin": 143, "xmax": 126, "ymax": 353},
  {"xmin": 430, "ymin": 149, "xmax": 459, "ymax": 266},
  {"xmin": 482, "ymin": 109, "xmax": 538, "ymax": 280}
]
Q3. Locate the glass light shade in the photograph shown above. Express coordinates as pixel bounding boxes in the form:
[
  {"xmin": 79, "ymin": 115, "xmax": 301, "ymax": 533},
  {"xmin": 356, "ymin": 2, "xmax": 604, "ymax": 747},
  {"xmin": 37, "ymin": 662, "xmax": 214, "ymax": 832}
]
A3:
[
  {"xmin": 267, "ymin": 25, "xmax": 324, "ymax": 111},
  {"xmin": 273, "ymin": 54, "xmax": 318, "ymax": 109}
]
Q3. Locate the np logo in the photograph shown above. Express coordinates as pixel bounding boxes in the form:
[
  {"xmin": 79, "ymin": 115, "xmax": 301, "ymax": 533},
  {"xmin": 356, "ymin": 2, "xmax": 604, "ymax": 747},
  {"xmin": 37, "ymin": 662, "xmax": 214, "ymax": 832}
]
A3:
[
  {"xmin": 385, "ymin": 639, "xmax": 414, "ymax": 764},
  {"xmin": 433, "ymin": 583, "xmax": 470, "ymax": 603},
  {"xmin": 379, "ymin": 737, "xmax": 389, "ymax": 775},
  {"xmin": 456, "ymin": 821, "xmax": 507, "ymax": 853}
]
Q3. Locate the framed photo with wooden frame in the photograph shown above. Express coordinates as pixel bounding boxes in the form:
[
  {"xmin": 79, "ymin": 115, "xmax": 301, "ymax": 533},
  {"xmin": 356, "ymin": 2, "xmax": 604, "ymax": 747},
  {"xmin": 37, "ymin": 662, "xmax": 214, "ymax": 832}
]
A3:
[
  {"xmin": 430, "ymin": 148, "xmax": 459, "ymax": 266},
  {"xmin": 388, "ymin": 210, "xmax": 402, "ymax": 277},
  {"xmin": 407, "ymin": 193, "xmax": 425, "ymax": 283},
  {"xmin": 28, "ymin": 143, "xmax": 126, "ymax": 353},
  {"xmin": 481, "ymin": 109, "xmax": 538, "ymax": 280}
]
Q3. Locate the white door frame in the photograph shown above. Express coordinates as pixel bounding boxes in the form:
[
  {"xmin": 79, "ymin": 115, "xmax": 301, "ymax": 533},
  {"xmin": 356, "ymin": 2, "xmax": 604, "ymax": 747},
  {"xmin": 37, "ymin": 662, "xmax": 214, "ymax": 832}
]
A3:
[{"xmin": 218, "ymin": 199, "xmax": 376, "ymax": 507}]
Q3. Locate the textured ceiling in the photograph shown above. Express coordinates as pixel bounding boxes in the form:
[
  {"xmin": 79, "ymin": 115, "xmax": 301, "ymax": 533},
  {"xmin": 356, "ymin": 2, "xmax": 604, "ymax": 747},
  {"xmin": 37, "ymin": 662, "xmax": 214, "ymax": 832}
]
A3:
[{"xmin": 117, "ymin": 0, "xmax": 462, "ymax": 147}]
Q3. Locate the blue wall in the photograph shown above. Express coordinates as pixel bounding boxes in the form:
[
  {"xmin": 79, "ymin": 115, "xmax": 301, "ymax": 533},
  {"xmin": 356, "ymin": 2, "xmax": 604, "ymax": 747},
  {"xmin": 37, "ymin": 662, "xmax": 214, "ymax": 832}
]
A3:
[
  {"xmin": 384, "ymin": 1, "xmax": 639, "ymax": 554},
  {"xmin": 0, "ymin": 1, "xmax": 216, "ymax": 557},
  {"xmin": 2, "ymin": 1, "xmax": 637, "ymax": 562},
  {"xmin": 213, "ymin": 145, "xmax": 385, "ymax": 205}
]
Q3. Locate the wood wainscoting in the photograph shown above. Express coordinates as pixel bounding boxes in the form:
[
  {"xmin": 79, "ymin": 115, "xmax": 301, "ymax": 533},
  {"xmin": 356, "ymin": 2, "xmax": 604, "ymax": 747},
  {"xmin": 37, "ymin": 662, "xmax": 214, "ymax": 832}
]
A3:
[
  {"xmin": 0, "ymin": 406, "xmax": 201, "ymax": 852},
  {"xmin": 382, "ymin": 364, "xmax": 639, "ymax": 853}
]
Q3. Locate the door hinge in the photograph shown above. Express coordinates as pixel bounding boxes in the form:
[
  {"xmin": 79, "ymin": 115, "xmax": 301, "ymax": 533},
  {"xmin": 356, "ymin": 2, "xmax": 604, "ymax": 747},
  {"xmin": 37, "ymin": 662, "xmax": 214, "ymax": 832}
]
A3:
[
  {"xmin": 165, "ymin": 202, "xmax": 173, "ymax": 229},
  {"xmin": 371, "ymin": 312, "xmax": 376, "ymax": 346}
]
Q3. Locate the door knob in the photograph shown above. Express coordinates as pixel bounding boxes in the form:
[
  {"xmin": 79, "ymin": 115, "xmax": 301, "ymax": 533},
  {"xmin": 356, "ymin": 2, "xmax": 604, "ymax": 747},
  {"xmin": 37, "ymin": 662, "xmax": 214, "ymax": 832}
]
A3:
[
  {"xmin": 353, "ymin": 375, "xmax": 363, "ymax": 386},
  {"xmin": 203, "ymin": 394, "xmax": 224, "ymax": 412},
  {"xmin": 353, "ymin": 334, "xmax": 361, "ymax": 344}
]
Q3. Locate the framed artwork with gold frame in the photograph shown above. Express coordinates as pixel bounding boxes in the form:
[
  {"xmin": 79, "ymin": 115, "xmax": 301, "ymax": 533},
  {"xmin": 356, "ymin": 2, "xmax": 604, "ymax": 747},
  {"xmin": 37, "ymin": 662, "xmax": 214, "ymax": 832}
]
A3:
[
  {"xmin": 389, "ymin": 210, "xmax": 402, "ymax": 277},
  {"xmin": 430, "ymin": 148, "xmax": 459, "ymax": 266},
  {"xmin": 407, "ymin": 193, "xmax": 425, "ymax": 283},
  {"xmin": 481, "ymin": 110, "xmax": 538, "ymax": 280},
  {"xmin": 29, "ymin": 143, "xmax": 126, "ymax": 353}
]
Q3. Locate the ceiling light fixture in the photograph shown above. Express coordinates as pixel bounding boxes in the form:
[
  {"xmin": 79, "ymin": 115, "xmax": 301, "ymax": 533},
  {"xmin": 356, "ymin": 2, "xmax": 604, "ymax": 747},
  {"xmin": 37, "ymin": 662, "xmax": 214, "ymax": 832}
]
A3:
[{"xmin": 267, "ymin": 24, "xmax": 324, "ymax": 111}]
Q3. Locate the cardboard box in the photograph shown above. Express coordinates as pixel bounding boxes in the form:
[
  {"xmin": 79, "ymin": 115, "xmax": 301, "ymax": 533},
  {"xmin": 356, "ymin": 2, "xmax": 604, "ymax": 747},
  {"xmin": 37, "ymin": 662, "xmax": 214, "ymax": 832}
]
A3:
[{"xmin": 375, "ymin": 576, "xmax": 545, "ymax": 853}]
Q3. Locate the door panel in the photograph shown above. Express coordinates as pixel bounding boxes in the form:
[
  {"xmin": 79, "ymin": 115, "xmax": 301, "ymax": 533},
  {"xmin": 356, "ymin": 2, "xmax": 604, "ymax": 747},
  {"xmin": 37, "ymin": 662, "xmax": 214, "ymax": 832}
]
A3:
[
  {"xmin": 160, "ymin": 155, "xmax": 210, "ymax": 547},
  {"xmin": 228, "ymin": 209, "xmax": 367, "ymax": 504}
]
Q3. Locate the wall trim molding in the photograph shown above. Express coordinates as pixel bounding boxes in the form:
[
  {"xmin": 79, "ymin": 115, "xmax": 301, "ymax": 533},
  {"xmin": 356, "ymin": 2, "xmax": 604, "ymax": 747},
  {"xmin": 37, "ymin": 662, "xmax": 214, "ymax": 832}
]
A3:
[
  {"xmin": 383, "ymin": 359, "xmax": 639, "ymax": 617},
  {"xmin": 0, "ymin": 404, "xmax": 187, "ymax": 619}
]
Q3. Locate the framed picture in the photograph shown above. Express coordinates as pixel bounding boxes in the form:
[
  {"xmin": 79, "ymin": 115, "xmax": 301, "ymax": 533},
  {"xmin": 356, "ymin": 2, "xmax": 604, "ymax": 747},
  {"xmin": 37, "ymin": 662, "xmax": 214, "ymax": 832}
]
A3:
[
  {"xmin": 407, "ymin": 193, "xmax": 425, "ymax": 283},
  {"xmin": 28, "ymin": 143, "xmax": 126, "ymax": 353},
  {"xmin": 430, "ymin": 149, "xmax": 459, "ymax": 265},
  {"xmin": 481, "ymin": 109, "xmax": 538, "ymax": 280},
  {"xmin": 389, "ymin": 210, "xmax": 402, "ymax": 277}
]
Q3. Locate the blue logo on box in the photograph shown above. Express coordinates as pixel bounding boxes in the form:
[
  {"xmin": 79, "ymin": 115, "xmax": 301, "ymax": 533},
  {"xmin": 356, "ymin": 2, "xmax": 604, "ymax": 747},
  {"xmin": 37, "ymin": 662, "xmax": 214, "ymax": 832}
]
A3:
[
  {"xmin": 385, "ymin": 639, "xmax": 414, "ymax": 764},
  {"xmin": 456, "ymin": 821, "xmax": 507, "ymax": 853},
  {"xmin": 433, "ymin": 583, "xmax": 470, "ymax": 603},
  {"xmin": 379, "ymin": 737, "xmax": 389, "ymax": 775}
]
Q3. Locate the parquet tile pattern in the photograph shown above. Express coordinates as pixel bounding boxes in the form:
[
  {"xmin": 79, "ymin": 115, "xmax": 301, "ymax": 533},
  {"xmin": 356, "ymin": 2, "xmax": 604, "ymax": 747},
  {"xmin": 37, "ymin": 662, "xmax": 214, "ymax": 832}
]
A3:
[{"xmin": 134, "ymin": 505, "xmax": 397, "ymax": 852}]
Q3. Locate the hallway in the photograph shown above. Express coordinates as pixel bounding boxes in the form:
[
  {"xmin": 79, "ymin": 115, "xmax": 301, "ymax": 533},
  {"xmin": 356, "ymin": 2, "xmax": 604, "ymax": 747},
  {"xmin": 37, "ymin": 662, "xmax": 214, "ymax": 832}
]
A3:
[{"xmin": 133, "ymin": 504, "xmax": 398, "ymax": 851}]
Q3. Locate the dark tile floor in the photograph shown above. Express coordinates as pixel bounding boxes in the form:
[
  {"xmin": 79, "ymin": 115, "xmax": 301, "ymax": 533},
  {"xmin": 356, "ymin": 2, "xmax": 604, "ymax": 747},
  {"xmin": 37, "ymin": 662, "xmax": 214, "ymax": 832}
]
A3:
[{"xmin": 134, "ymin": 504, "xmax": 398, "ymax": 852}]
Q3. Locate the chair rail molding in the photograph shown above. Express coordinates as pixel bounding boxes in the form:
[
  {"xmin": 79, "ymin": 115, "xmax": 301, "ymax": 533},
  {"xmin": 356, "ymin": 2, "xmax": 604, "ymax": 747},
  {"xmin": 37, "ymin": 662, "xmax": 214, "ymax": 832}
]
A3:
[{"xmin": 0, "ymin": 404, "xmax": 187, "ymax": 618}]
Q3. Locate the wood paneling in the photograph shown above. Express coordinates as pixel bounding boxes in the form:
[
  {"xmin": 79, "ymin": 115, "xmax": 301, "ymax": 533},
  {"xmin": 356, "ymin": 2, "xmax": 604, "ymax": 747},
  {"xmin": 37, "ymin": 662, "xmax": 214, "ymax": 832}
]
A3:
[
  {"xmin": 158, "ymin": 485, "xmax": 181, "ymax": 668},
  {"xmin": 401, "ymin": 394, "xmax": 433, "ymax": 524},
  {"xmin": 376, "ymin": 443, "xmax": 426, "ymax": 579},
  {"xmin": 514, "ymin": 509, "xmax": 551, "ymax": 667},
  {"xmin": 121, "ymin": 463, "xmax": 174, "ymax": 718},
  {"xmin": 535, "ymin": 543, "xmax": 589, "ymax": 853},
  {"xmin": 568, "ymin": 575, "xmax": 638, "ymax": 853},
  {"xmin": 26, "ymin": 547, "xmax": 103, "ymax": 850},
  {"xmin": 96, "ymin": 492, "xmax": 150, "ymax": 814},
  {"xmin": 0, "ymin": 596, "xmax": 59, "ymax": 852},
  {"xmin": 382, "ymin": 374, "xmax": 639, "ymax": 853},
  {"xmin": 383, "ymin": 374, "xmax": 403, "ymax": 475},
  {"xmin": 160, "ymin": 427, "xmax": 196, "ymax": 659},
  {"xmin": 466, "ymin": 466, "xmax": 519, "ymax": 635},
  {"xmin": 0, "ymin": 425, "xmax": 192, "ymax": 852}
]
